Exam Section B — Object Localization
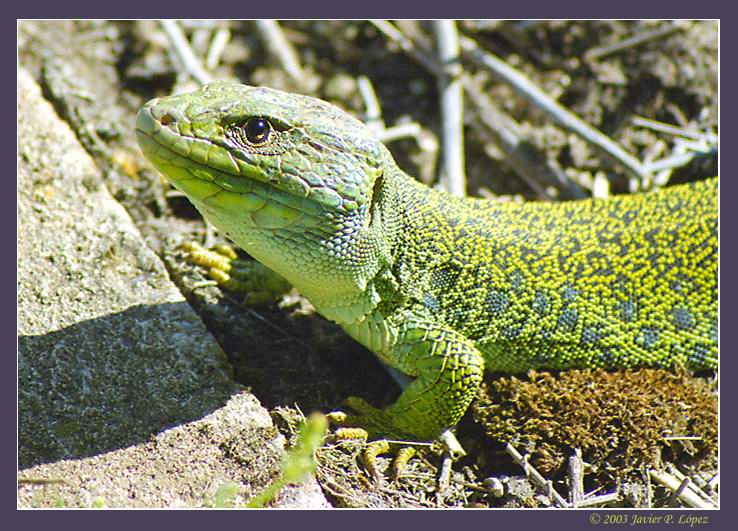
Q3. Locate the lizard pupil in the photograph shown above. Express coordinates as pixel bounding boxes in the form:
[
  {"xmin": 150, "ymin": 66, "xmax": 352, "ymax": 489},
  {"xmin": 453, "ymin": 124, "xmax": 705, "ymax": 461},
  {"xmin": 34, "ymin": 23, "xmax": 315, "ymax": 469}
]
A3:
[{"xmin": 245, "ymin": 117, "xmax": 271, "ymax": 145}]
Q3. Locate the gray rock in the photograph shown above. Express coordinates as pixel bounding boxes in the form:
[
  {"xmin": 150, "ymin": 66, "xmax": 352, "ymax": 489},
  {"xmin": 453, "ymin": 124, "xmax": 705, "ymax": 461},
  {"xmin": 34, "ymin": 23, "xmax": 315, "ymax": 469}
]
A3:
[
  {"xmin": 18, "ymin": 66, "xmax": 236, "ymax": 468},
  {"xmin": 18, "ymin": 392, "xmax": 330, "ymax": 508},
  {"xmin": 17, "ymin": 67, "xmax": 328, "ymax": 508}
]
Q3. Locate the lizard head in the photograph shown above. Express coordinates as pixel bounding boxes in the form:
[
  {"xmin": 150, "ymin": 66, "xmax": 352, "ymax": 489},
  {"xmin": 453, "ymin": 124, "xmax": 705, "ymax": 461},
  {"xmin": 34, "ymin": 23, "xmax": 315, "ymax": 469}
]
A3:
[{"xmin": 136, "ymin": 81, "xmax": 397, "ymax": 318}]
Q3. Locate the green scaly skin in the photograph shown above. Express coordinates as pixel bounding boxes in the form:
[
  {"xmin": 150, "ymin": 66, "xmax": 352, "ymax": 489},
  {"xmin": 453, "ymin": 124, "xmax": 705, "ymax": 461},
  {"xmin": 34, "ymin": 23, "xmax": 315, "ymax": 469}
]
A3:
[{"xmin": 136, "ymin": 81, "xmax": 718, "ymax": 442}]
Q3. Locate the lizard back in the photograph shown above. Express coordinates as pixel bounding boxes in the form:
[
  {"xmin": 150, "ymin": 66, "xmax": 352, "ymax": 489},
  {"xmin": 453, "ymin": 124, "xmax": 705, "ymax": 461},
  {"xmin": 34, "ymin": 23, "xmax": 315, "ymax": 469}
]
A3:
[{"xmin": 390, "ymin": 174, "xmax": 717, "ymax": 372}]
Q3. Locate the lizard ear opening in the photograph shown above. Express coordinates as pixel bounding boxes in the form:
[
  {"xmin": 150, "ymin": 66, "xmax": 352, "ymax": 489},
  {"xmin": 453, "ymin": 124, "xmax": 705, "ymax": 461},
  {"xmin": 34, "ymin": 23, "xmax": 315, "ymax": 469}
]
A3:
[{"xmin": 367, "ymin": 172, "xmax": 384, "ymax": 227}]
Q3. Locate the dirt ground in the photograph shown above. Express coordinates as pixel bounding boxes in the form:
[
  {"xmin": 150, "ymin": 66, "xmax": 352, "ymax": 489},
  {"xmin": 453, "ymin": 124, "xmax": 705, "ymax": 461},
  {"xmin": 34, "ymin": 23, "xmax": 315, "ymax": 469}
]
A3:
[{"xmin": 18, "ymin": 20, "xmax": 718, "ymax": 508}]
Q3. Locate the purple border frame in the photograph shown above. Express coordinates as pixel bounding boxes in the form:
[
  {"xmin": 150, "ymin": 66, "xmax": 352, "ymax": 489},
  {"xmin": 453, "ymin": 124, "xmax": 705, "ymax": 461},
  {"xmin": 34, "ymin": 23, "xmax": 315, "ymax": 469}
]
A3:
[{"xmin": 8, "ymin": 4, "xmax": 732, "ymax": 530}]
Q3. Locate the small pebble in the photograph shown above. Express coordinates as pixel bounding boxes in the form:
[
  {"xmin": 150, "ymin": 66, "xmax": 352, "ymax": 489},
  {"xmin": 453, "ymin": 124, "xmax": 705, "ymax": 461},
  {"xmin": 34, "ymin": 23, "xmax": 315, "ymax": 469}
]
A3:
[{"xmin": 482, "ymin": 476, "xmax": 505, "ymax": 497}]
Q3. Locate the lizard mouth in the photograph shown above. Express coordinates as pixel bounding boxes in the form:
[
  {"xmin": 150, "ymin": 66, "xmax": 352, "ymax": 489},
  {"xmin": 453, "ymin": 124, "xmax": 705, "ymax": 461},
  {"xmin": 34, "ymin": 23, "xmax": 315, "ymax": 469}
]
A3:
[{"xmin": 136, "ymin": 100, "xmax": 322, "ymax": 230}]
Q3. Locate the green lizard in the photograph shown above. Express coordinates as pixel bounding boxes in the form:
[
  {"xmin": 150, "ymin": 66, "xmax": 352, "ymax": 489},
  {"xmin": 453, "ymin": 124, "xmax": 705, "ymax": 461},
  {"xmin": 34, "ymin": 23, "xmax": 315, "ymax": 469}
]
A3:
[{"xmin": 136, "ymin": 81, "xmax": 718, "ymax": 443}]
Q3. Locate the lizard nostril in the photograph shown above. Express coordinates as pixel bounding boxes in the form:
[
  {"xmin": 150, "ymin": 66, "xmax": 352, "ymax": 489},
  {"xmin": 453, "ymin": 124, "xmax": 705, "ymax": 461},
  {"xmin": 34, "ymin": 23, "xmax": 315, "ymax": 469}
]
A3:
[{"xmin": 159, "ymin": 113, "xmax": 175, "ymax": 126}]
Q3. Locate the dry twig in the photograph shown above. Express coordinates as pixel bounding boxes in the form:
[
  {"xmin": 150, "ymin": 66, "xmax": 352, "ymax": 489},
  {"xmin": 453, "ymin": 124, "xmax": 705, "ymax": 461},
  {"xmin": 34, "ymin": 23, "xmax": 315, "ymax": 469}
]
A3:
[
  {"xmin": 459, "ymin": 35, "xmax": 651, "ymax": 185},
  {"xmin": 584, "ymin": 22, "xmax": 686, "ymax": 62},
  {"xmin": 465, "ymin": 79, "xmax": 587, "ymax": 199},
  {"xmin": 160, "ymin": 20, "xmax": 213, "ymax": 85},
  {"xmin": 649, "ymin": 469, "xmax": 716, "ymax": 508},
  {"xmin": 372, "ymin": 20, "xmax": 586, "ymax": 198},
  {"xmin": 205, "ymin": 26, "xmax": 231, "ymax": 72},
  {"xmin": 434, "ymin": 20, "xmax": 466, "ymax": 197},
  {"xmin": 506, "ymin": 443, "xmax": 568, "ymax": 507},
  {"xmin": 254, "ymin": 20, "xmax": 304, "ymax": 85},
  {"xmin": 568, "ymin": 448, "xmax": 585, "ymax": 506}
]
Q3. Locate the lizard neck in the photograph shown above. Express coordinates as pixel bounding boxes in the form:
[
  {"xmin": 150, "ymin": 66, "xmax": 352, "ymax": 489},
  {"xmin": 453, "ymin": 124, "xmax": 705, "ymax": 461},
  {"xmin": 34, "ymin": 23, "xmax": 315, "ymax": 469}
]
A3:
[{"xmin": 301, "ymin": 163, "xmax": 409, "ymax": 325}]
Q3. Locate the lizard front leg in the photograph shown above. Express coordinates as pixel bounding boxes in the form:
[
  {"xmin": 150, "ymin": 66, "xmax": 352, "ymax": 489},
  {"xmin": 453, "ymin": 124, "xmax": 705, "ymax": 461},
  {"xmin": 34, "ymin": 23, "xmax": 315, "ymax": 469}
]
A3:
[{"xmin": 339, "ymin": 320, "xmax": 485, "ymax": 442}]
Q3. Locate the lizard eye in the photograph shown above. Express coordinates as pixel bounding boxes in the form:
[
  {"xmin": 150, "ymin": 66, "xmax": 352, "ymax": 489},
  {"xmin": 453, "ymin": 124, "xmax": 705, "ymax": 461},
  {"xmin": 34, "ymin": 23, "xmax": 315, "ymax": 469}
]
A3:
[
  {"xmin": 244, "ymin": 116, "xmax": 272, "ymax": 145},
  {"xmin": 225, "ymin": 115, "xmax": 289, "ymax": 153}
]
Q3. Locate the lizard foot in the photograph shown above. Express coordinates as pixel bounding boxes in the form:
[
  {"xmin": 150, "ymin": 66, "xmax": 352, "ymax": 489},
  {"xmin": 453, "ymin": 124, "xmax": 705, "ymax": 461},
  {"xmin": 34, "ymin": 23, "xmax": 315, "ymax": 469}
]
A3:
[
  {"xmin": 181, "ymin": 241, "xmax": 291, "ymax": 303},
  {"xmin": 327, "ymin": 398, "xmax": 421, "ymax": 480}
]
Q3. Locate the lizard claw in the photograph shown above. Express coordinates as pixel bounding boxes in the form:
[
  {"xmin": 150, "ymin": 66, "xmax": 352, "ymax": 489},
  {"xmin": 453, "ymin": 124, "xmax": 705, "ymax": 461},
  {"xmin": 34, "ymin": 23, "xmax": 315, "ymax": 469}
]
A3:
[{"xmin": 363, "ymin": 440, "xmax": 417, "ymax": 480}]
